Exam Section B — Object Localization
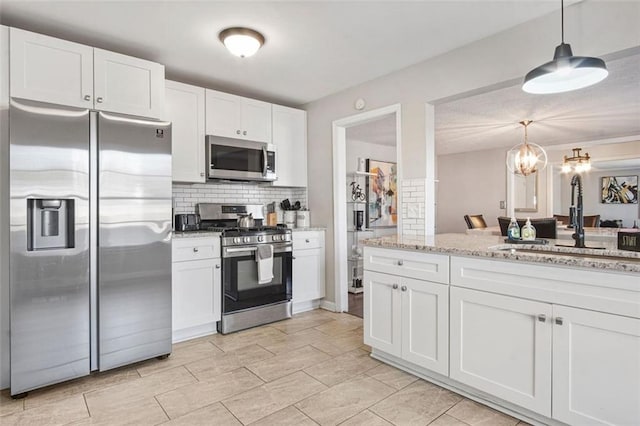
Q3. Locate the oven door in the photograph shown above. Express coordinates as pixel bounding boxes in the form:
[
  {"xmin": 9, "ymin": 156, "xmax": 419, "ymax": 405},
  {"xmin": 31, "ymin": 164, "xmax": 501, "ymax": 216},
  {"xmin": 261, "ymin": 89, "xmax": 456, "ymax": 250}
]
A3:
[
  {"xmin": 222, "ymin": 244, "xmax": 292, "ymax": 313},
  {"xmin": 207, "ymin": 136, "xmax": 276, "ymax": 181}
]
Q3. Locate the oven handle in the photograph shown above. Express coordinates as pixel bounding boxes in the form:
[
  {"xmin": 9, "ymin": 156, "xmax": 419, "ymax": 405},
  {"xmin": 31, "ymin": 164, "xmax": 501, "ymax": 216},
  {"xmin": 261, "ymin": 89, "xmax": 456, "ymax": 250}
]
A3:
[
  {"xmin": 262, "ymin": 145, "xmax": 268, "ymax": 177},
  {"xmin": 223, "ymin": 244, "xmax": 292, "ymax": 257}
]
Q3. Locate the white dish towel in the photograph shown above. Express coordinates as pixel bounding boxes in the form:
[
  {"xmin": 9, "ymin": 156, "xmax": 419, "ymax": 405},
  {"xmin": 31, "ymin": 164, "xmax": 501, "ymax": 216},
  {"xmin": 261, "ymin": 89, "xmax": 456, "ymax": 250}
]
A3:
[{"xmin": 256, "ymin": 244, "xmax": 274, "ymax": 284}]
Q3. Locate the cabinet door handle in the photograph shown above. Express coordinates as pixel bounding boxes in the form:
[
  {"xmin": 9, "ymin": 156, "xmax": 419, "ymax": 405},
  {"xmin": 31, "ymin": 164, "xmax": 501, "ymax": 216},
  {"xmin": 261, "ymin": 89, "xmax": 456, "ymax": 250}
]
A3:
[
  {"xmin": 392, "ymin": 283, "xmax": 398, "ymax": 289},
  {"xmin": 215, "ymin": 264, "xmax": 221, "ymax": 269},
  {"xmin": 537, "ymin": 314, "xmax": 546, "ymax": 322},
  {"xmin": 243, "ymin": 130, "xmax": 247, "ymax": 136},
  {"xmin": 84, "ymin": 95, "xmax": 91, "ymax": 101},
  {"xmin": 292, "ymin": 256, "xmax": 296, "ymax": 260},
  {"xmin": 397, "ymin": 260, "xmax": 403, "ymax": 266},
  {"xmin": 200, "ymin": 172, "xmax": 205, "ymax": 177},
  {"xmin": 193, "ymin": 247, "xmax": 199, "ymax": 252},
  {"xmin": 555, "ymin": 317, "xmax": 564, "ymax": 325},
  {"xmin": 401, "ymin": 285, "xmax": 407, "ymax": 292},
  {"xmin": 236, "ymin": 130, "xmax": 241, "ymax": 135},
  {"xmin": 96, "ymin": 97, "xmax": 104, "ymax": 103}
]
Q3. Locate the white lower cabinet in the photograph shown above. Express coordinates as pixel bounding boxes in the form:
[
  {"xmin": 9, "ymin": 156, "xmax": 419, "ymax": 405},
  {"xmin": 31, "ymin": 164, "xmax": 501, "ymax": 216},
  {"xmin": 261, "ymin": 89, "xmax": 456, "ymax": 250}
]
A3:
[
  {"xmin": 364, "ymin": 270, "xmax": 449, "ymax": 375},
  {"xmin": 292, "ymin": 231, "xmax": 325, "ymax": 312},
  {"xmin": 450, "ymin": 287, "xmax": 552, "ymax": 416},
  {"xmin": 171, "ymin": 237, "xmax": 221, "ymax": 342},
  {"xmin": 552, "ymin": 306, "xmax": 640, "ymax": 426}
]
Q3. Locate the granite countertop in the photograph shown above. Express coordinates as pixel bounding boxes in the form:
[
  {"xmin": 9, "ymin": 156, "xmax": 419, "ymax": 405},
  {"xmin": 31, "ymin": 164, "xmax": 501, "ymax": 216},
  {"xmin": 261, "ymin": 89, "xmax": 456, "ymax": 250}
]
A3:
[
  {"xmin": 363, "ymin": 233, "xmax": 640, "ymax": 274},
  {"xmin": 172, "ymin": 230, "xmax": 221, "ymax": 238}
]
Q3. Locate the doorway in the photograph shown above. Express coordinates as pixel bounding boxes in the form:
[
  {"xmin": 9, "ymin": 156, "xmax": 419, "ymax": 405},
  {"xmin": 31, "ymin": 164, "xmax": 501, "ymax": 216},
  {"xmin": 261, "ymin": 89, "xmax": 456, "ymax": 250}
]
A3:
[{"xmin": 332, "ymin": 104, "xmax": 402, "ymax": 316}]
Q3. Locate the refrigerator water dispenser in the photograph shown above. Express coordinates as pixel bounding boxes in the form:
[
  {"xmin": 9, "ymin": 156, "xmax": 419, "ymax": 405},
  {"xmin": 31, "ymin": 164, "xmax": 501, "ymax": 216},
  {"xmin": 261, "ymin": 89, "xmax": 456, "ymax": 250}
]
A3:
[{"xmin": 27, "ymin": 198, "xmax": 75, "ymax": 250}]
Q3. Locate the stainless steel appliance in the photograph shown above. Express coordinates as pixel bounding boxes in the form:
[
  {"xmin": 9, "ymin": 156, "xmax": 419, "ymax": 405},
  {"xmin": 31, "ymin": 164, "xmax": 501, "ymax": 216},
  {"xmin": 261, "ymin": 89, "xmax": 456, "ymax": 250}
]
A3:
[
  {"xmin": 9, "ymin": 99, "xmax": 172, "ymax": 396},
  {"xmin": 197, "ymin": 203, "xmax": 292, "ymax": 334},
  {"xmin": 206, "ymin": 136, "xmax": 276, "ymax": 182},
  {"xmin": 175, "ymin": 213, "xmax": 200, "ymax": 231}
]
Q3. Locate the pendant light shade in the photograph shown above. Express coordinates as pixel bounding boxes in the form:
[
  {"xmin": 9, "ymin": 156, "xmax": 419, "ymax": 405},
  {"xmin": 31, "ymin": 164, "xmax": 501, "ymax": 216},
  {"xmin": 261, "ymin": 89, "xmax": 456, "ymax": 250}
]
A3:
[
  {"xmin": 219, "ymin": 27, "xmax": 265, "ymax": 58},
  {"xmin": 561, "ymin": 147, "xmax": 591, "ymax": 173},
  {"xmin": 506, "ymin": 120, "xmax": 547, "ymax": 176},
  {"xmin": 522, "ymin": 0, "xmax": 608, "ymax": 94}
]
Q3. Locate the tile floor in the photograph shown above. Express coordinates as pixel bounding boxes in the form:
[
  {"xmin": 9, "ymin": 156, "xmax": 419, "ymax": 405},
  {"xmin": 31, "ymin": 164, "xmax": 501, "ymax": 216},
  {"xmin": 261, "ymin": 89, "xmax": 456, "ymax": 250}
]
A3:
[{"xmin": 0, "ymin": 310, "xmax": 530, "ymax": 426}]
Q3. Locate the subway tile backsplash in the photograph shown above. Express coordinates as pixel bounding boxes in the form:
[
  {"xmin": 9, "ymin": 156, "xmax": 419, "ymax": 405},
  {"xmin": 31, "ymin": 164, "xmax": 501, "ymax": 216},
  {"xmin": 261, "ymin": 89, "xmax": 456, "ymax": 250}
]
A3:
[{"xmin": 172, "ymin": 183, "xmax": 308, "ymax": 214}]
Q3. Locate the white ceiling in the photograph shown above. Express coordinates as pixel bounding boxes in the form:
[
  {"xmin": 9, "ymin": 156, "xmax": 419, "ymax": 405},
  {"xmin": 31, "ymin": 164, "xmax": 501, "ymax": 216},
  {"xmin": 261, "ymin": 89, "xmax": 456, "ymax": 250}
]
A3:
[
  {"xmin": 0, "ymin": 0, "xmax": 567, "ymax": 106},
  {"xmin": 435, "ymin": 53, "xmax": 640, "ymax": 155}
]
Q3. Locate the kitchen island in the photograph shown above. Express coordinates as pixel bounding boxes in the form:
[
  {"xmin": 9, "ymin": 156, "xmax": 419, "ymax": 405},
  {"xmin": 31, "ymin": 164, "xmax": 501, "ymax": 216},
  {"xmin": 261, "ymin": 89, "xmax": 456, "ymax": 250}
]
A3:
[{"xmin": 361, "ymin": 233, "xmax": 639, "ymax": 426}]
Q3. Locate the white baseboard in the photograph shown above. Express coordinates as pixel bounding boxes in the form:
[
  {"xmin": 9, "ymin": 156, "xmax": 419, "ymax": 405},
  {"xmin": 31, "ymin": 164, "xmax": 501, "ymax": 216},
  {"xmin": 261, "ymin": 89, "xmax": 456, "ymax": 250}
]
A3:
[
  {"xmin": 292, "ymin": 299, "xmax": 321, "ymax": 315},
  {"xmin": 172, "ymin": 322, "xmax": 217, "ymax": 344},
  {"xmin": 320, "ymin": 300, "xmax": 337, "ymax": 312}
]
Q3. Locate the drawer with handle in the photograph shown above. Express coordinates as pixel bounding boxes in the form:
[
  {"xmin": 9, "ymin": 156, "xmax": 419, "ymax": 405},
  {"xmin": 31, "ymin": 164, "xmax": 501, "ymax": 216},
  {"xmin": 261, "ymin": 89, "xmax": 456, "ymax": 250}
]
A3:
[
  {"xmin": 293, "ymin": 231, "xmax": 324, "ymax": 250},
  {"xmin": 173, "ymin": 236, "xmax": 220, "ymax": 262},
  {"xmin": 363, "ymin": 246, "xmax": 449, "ymax": 284}
]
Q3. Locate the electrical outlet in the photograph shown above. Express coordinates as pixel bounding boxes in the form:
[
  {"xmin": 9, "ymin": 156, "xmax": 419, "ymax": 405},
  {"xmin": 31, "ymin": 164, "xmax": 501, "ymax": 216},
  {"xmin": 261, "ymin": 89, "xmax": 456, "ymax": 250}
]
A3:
[{"xmin": 499, "ymin": 200, "xmax": 506, "ymax": 209}]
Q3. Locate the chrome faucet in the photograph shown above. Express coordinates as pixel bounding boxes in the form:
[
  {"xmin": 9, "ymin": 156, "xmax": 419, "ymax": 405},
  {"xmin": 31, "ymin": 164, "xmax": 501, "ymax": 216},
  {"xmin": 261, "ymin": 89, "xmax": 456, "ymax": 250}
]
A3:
[{"xmin": 570, "ymin": 174, "xmax": 586, "ymax": 248}]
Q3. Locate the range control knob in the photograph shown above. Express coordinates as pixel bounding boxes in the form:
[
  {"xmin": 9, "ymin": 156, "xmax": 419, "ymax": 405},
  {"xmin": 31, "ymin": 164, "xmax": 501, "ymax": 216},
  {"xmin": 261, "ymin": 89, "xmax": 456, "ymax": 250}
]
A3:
[
  {"xmin": 243, "ymin": 237, "xmax": 251, "ymax": 243},
  {"xmin": 233, "ymin": 237, "xmax": 241, "ymax": 244},
  {"xmin": 272, "ymin": 235, "xmax": 278, "ymax": 241},
  {"xmin": 258, "ymin": 236, "xmax": 264, "ymax": 242}
]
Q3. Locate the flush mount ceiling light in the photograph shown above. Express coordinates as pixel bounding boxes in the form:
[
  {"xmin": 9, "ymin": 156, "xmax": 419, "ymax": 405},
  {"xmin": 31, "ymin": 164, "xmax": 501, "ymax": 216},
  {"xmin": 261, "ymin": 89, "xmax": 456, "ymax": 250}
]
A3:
[
  {"xmin": 522, "ymin": 0, "xmax": 608, "ymax": 94},
  {"xmin": 506, "ymin": 120, "xmax": 548, "ymax": 176},
  {"xmin": 561, "ymin": 147, "xmax": 591, "ymax": 173},
  {"xmin": 219, "ymin": 27, "xmax": 265, "ymax": 58}
]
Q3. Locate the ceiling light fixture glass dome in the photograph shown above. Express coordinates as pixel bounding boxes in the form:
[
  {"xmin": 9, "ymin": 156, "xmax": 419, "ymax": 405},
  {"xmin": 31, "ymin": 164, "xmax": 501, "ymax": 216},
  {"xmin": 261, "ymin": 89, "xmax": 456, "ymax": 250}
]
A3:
[
  {"xmin": 219, "ymin": 27, "xmax": 265, "ymax": 58},
  {"xmin": 506, "ymin": 120, "xmax": 548, "ymax": 176},
  {"xmin": 522, "ymin": 0, "xmax": 608, "ymax": 94}
]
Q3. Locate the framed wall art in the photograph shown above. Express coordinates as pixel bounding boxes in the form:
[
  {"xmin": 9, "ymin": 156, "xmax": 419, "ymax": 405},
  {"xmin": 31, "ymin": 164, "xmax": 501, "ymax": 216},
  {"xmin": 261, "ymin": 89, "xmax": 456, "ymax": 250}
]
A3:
[
  {"xmin": 365, "ymin": 159, "xmax": 398, "ymax": 227},
  {"xmin": 601, "ymin": 175, "xmax": 638, "ymax": 204}
]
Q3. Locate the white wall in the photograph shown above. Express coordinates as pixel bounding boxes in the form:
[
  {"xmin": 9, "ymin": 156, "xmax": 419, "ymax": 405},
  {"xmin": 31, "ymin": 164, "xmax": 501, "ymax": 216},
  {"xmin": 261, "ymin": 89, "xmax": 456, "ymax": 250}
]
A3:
[
  {"xmin": 304, "ymin": 1, "xmax": 640, "ymax": 305},
  {"xmin": 0, "ymin": 25, "xmax": 9, "ymax": 390}
]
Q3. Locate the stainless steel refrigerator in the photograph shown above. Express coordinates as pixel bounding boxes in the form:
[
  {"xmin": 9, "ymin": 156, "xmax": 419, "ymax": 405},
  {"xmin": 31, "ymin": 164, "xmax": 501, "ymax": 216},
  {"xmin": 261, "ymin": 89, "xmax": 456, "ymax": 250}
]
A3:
[{"xmin": 9, "ymin": 99, "xmax": 172, "ymax": 396}]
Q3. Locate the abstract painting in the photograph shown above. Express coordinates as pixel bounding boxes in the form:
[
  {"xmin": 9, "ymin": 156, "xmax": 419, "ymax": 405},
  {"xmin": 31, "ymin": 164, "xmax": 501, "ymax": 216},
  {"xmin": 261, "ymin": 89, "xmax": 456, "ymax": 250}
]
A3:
[
  {"xmin": 366, "ymin": 159, "xmax": 398, "ymax": 227},
  {"xmin": 601, "ymin": 175, "xmax": 638, "ymax": 204}
]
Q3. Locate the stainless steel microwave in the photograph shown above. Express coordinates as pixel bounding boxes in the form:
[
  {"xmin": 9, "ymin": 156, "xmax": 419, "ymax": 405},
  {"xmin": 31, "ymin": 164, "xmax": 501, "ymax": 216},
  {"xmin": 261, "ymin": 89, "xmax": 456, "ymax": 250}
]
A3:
[{"xmin": 206, "ymin": 136, "xmax": 276, "ymax": 182}]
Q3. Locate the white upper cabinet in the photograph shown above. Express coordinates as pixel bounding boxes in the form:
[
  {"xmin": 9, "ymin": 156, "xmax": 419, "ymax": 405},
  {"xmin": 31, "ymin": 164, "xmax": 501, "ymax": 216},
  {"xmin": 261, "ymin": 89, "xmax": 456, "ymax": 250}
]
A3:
[
  {"xmin": 9, "ymin": 28, "xmax": 164, "ymax": 119},
  {"xmin": 93, "ymin": 48, "xmax": 164, "ymax": 119},
  {"xmin": 205, "ymin": 89, "xmax": 271, "ymax": 143},
  {"xmin": 165, "ymin": 80, "xmax": 206, "ymax": 183},
  {"xmin": 272, "ymin": 105, "xmax": 307, "ymax": 187},
  {"xmin": 10, "ymin": 28, "xmax": 93, "ymax": 108}
]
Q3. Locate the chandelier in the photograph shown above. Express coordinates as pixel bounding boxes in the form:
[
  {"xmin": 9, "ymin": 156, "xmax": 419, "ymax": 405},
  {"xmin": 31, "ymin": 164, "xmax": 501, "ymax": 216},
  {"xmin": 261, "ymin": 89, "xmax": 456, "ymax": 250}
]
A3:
[
  {"xmin": 506, "ymin": 120, "xmax": 548, "ymax": 176},
  {"xmin": 562, "ymin": 148, "xmax": 591, "ymax": 173}
]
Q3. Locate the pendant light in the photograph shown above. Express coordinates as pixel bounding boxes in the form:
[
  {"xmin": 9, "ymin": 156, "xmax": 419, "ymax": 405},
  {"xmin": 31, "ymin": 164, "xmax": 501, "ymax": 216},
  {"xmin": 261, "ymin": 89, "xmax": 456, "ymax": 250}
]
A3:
[
  {"xmin": 506, "ymin": 120, "xmax": 547, "ymax": 176},
  {"xmin": 522, "ymin": 0, "xmax": 608, "ymax": 94},
  {"xmin": 561, "ymin": 147, "xmax": 591, "ymax": 173},
  {"xmin": 219, "ymin": 27, "xmax": 265, "ymax": 58}
]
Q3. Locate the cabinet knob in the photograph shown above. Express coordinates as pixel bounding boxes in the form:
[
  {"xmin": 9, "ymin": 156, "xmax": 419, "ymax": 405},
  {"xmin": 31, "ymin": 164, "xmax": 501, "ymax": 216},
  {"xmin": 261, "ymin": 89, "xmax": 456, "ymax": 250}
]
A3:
[
  {"xmin": 236, "ymin": 130, "xmax": 241, "ymax": 135},
  {"xmin": 392, "ymin": 283, "xmax": 398, "ymax": 289},
  {"xmin": 193, "ymin": 247, "xmax": 199, "ymax": 252},
  {"xmin": 200, "ymin": 172, "xmax": 205, "ymax": 177},
  {"xmin": 292, "ymin": 256, "xmax": 296, "ymax": 260},
  {"xmin": 96, "ymin": 97, "xmax": 104, "ymax": 103},
  {"xmin": 537, "ymin": 314, "xmax": 546, "ymax": 322},
  {"xmin": 397, "ymin": 260, "xmax": 403, "ymax": 266},
  {"xmin": 243, "ymin": 130, "xmax": 247, "ymax": 136},
  {"xmin": 84, "ymin": 95, "xmax": 91, "ymax": 101},
  {"xmin": 305, "ymin": 239, "xmax": 310, "ymax": 243},
  {"xmin": 555, "ymin": 317, "xmax": 564, "ymax": 325},
  {"xmin": 215, "ymin": 264, "xmax": 221, "ymax": 269},
  {"xmin": 401, "ymin": 285, "xmax": 407, "ymax": 292}
]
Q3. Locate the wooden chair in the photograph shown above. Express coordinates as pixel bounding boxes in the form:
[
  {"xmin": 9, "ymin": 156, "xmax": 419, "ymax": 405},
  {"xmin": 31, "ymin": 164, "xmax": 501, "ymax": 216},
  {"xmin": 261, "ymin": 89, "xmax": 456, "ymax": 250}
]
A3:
[
  {"xmin": 464, "ymin": 214, "xmax": 487, "ymax": 229},
  {"xmin": 498, "ymin": 217, "xmax": 558, "ymax": 239},
  {"xmin": 553, "ymin": 214, "xmax": 570, "ymax": 225},
  {"xmin": 555, "ymin": 214, "xmax": 600, "ymax": 227}
]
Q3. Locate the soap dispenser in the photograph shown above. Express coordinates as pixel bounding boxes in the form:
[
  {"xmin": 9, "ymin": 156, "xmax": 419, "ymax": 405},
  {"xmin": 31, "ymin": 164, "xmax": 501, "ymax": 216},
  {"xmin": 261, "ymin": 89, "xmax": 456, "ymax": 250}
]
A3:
[
  {"xmin": 507, "ymin": 217, "xmax": 520, "ymax": 240},
  {"xmin": 522, "ymin": 217, "xmax": 536, "ymax": 241}
]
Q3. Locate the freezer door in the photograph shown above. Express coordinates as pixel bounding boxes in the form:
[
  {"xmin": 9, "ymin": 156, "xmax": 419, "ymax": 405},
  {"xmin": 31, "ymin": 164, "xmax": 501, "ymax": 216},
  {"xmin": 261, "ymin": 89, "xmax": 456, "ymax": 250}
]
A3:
[
  {"xmin": 97, "ymin": 111, "xmax": 172, "ymax": 370},
  {"xmin": 9, "ymin": 99, "xmax": 90, "ymax": 395}
]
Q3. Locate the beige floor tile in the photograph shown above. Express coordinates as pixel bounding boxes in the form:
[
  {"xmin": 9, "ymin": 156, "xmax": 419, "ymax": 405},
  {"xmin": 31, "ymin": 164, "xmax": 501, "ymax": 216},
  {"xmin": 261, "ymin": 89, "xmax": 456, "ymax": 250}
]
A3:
[
  {"xmin": 314, "ymin": 318, "xmax": 362, "ymax": 336},
  {"xmin": 163, "ymin": 402, "xmax": 242, "ymax": 426},
  {"xmin": 365, "ymin": 363, "xmax": 419, "ymax": 390},
  {"xmin": 270, "ymin": 313, "xmax": 335, "ymax": 334},
  {"xmin": 517, "ymin": 421, "xmax": 533, "ymax": 426},
  {"xmin": 85, "ymin": 366, "xmax": 196, "ymax": 417},
  {"xmin": 295, "ymin": 375, "xmax": 395, "ymax": 425},
  {"xmin": 73, "ymin": 397, "xmax": 167, "ymax": 425},
  {"xmin": 0, "ymin": 390, "xmax": 24, "ymax": 417},
  {"xmin": 222, "ymin": 371, "xmax": 327, "ymax": 424},
  {"xmin": 156, "ymin": 368, "xmax": 263, "ymax": 419},
  {"xmin": 340, "ymin": 410, "xmax": 393, "ymax": 425},
  {"xmin": 209, "ymin": 326, "xmax": 287, "ymax": 352},
  {"xmin": 185, "ymin": 344, "xmax": 274, "ymax": 381},
  {"xmin": 248, "ymin": 405, "xmax": 317, "ymax": 426},
  {"xmin": 247, "ymin": 345, "xmax": 331, "ymax": 382},
  {"xmin": 304, "ymin": 348, "xmax": 380, "ymax": 386},
  {"xmin": 136, "ymin": 340, "xmax": 222, "ymax": 377},
  {"xmin": 259, "ymin": 327, "xmax": 332, "ymax": 355},
  {"xmin": 312, "ymin": 328, "xmax": 366, "ymax": 356},
  {"xmin": 23, "ymin": 367, "xmax": 140, "ymax": 410},
  {"xmin": 446, "ymin": 399, "xmax": 519, "ymax": 426},
  {"xmin": 429, "ymin": 414, "xmax": 469, "ymax": 426},
  {"xmin": 371, "ymin": 380, "xmax": 463, "ymax": 425},
  {"xmin": 0, "ymin": 394, "xmax": 88, "ymax": 425}
]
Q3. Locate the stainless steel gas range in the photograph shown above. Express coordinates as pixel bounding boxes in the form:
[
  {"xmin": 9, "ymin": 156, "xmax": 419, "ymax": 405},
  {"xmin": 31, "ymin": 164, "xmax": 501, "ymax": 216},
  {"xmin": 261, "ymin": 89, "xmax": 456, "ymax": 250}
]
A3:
[{"xmin": 197, "ymin": 203, "xmax": 293, "ymax": 334}]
